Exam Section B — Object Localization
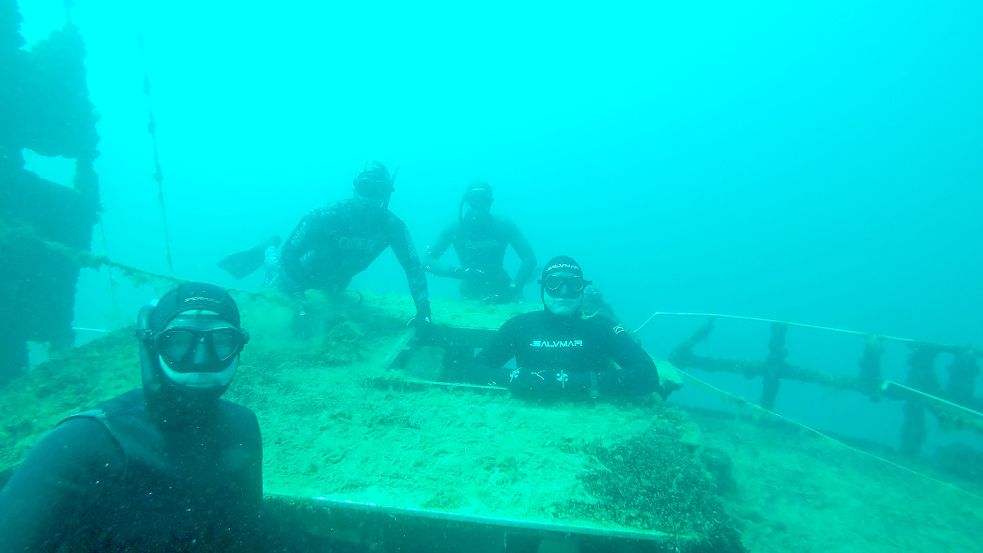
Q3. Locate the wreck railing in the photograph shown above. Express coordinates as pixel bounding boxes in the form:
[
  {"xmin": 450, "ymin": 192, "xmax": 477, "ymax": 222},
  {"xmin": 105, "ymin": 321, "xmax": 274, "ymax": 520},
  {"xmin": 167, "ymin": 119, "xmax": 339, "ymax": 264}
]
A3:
[{"xmin": 640, "ymin": 312, "xmax": 983, "ymax": 455}]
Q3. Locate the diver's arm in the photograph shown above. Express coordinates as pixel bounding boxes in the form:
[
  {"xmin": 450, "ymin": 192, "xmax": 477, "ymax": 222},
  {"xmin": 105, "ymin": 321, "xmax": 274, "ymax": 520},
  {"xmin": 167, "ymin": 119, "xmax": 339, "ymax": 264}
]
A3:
[
  {"xmin": 0, "ymin": 418, "xmax": 123, "ymax": 552},
  {"xmin": 388, "ymin": 217, "xmax": 431, "ymax": 317},
  {"xmin": 474, "ymin": 317, "xmax": 522, "ymax": 384},
  {"xmin": 506, "ymin": 221, "xmax": 537, "ymax": 288},
  {"xmin": 422, "ymin": 223, "xmax": 462, "ymax": 278},
  {"xmin": 600, "ymin": 322, "xmax": 661, "ymax": 396},
  {"xmin": 226, "ymin": 411, "xmax": 266, "ymax": 551}
]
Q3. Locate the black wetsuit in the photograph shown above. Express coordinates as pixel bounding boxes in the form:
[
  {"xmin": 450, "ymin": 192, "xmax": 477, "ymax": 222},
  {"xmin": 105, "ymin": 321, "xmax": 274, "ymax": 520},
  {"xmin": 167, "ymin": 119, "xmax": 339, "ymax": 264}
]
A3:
[
  {"xmin": 0, "ymin": 390, "xmax": 263, "ymax": 552},
  {"xmin": 280, "ymin": 199, "xmax": 430, "ymax": 315},
  {"xmin": 425, "ymin": 215, "xmax": 536, "ymax": 300},
  {"xmin": 475, "ymin": 310, "xmax": 660, "ymax": 398}
]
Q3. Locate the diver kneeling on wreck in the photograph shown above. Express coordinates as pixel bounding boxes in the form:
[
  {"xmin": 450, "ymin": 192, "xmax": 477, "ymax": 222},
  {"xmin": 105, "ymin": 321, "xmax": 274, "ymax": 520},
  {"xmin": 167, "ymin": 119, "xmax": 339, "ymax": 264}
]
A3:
[{"xmin": 474, "ymin": 256, "xmax": 667, "ymax": 400}]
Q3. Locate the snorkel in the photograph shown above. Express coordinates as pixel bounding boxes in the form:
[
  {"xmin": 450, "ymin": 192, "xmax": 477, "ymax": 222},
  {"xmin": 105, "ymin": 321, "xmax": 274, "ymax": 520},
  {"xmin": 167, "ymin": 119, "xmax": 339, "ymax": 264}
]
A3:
[{"xmin": 385, "ymin": 166, "xmax": 399, "ymax": 210}]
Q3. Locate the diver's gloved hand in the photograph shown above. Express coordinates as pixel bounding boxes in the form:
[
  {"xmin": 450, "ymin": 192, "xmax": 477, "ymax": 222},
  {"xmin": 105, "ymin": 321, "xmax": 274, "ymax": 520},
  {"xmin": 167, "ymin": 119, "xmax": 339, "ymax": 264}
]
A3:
[
  {"xmin": 597, "ymin": 365, "xmax": 661, "ymax": 398},
  {"xmin": 410, "ymin": 313, "xmax": 433, "ymax": 328},
  {"xmin": 408, "ymin": 302, "xmax": 434, "ymax": 339},
  {"xmin": 503, "ymin": 367, "xmax": 590, "ymax": 395}
]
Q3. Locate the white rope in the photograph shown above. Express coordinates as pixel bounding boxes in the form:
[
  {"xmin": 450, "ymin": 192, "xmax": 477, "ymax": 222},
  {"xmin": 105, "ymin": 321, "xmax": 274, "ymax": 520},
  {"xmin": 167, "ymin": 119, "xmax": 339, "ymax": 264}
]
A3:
[
  {"xmin": 72, "ymin": 327, "xmax": 111, "ymax": 334},
  {"xmin": 678, "ymin": 369, "xmax": 983, "ymax": 502},
  {"xmin": 636, "ymin": 311, "xmax": 918, "ymax": 344}
]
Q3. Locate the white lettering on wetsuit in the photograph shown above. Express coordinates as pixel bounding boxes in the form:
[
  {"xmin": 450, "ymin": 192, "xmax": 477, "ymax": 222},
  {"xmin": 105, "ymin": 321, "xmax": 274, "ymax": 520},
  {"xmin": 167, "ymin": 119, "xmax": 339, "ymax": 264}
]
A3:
[{"xmin": 529, "ymin": 339, "xmax": 584, "ymax": 348}]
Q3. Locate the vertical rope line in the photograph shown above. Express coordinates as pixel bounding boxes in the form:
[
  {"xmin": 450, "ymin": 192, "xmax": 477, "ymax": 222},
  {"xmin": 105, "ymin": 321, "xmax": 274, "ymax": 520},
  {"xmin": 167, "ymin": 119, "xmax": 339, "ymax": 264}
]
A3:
[{"xmin": 136, "ymin": 17, "xmax": 175, "ymax": 275}]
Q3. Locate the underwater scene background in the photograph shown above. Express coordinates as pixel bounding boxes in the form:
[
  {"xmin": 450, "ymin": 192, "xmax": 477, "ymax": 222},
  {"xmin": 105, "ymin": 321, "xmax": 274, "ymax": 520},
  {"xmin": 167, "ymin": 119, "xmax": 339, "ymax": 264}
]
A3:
[
  {"xmin": 4, "ymin": 1, "xmax": 983, "ymax": 550},
  {"xmin": 21, "ymin": 0, "xmax": 981, "ymax": 450}
]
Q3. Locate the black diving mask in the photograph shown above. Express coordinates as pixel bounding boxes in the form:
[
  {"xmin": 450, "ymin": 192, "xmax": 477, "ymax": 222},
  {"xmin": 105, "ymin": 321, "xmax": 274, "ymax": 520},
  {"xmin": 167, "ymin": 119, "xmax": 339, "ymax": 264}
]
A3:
[
  {"xmin": 154, "ymin": 327, "xmax": 249, "ymax": 373},
  {"xmin": 541, "ymin": 275, "xmax": 591, "ymax": 298}
]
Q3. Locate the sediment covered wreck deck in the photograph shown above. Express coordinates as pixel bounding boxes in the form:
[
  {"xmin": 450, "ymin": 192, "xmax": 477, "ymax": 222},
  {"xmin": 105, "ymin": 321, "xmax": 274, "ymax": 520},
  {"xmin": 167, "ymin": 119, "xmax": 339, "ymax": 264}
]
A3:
[{"xmin": 1, "ymin": 294, "xmax": 980, "ymax": 552}]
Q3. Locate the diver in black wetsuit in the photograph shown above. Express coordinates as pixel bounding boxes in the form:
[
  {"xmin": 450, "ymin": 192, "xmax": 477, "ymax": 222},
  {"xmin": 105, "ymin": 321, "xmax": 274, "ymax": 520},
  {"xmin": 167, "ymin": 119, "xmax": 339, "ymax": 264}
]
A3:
[
  {"xmin": 424, "ymin": 182, "xmax": 536, "ymax": 303},
  {"xmin": 475, "ymin": 256, "xmax": 662, "ymax": 399},
  {"xmin": 0, "ymin": 282, "xmax": 263, "ymax": 553},
  {"xmin": 279, "ymin": 161, "xmax": 432, "ymax": 325}
]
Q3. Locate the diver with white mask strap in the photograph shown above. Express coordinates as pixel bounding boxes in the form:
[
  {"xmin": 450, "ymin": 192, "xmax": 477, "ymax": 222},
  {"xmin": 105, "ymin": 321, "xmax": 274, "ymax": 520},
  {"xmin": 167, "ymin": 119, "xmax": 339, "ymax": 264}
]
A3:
[
  {"xmin": 0, "ymin": 282, "xmax": 265, "ymax": 552},
  {"xmin": 149, "ymin": 310, "xmax": 247, "ymax": 390},
  {"xmin": 138, "ymin": 282, "xmax": 251, "ymax": 413}
]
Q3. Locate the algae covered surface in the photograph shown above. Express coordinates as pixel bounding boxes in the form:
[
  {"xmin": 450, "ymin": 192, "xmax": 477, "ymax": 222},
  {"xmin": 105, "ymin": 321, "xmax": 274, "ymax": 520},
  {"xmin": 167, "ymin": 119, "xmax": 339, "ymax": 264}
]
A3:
[
  {"xmin": 224, "ymin": 294, "xmax": 739, "ymax": 547},
  {"xmin": 1, "ymin": 293, "xmax": 981, "ymax": 552}
]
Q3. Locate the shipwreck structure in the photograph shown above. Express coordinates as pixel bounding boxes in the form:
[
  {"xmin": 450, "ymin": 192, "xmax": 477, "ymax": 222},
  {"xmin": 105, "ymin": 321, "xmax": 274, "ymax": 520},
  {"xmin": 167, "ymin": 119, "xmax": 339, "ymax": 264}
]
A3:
[{"xmin": 0, "ymin": 0, "xmax": 100, "ymax": 383}]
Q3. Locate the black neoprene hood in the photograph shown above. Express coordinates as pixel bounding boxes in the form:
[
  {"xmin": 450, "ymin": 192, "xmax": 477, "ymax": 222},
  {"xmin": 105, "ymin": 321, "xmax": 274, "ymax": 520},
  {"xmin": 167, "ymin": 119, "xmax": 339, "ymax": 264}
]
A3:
[{"xmin": 149, "ymin": 282, "xmax": 241, "ymax": 332}]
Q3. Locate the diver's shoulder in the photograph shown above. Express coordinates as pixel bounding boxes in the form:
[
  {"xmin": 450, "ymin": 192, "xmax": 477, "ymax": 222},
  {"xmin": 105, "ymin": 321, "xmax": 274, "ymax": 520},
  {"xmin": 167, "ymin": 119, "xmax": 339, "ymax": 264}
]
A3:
[
  {"xmin": 90, "ymin": 389, "xmax": 146, "ymax": 418},
  {"xmin": 582, "ymin": 313, "xmax": 622, "ymax": 331},
  {"xmin": 325, "ymin": 199, "xmax": 354, "ymax": 214},
  {"xmin": 217, "ymin": 398, "xmax": 258, "ymax": 420},
  {"xmin": 303, "ymin": 203, "xmax": 342, "ymax": 222},
  {"xmin": 382, "ymin": 209, "xmax": 410, "ymax": 232},
  {"xmin": 490, "ymin": 214, "xmax": 519, "ymax": 229},
  {"xmin": 216, "ymin": 399, "xmax": 261, "ymax": 436}
]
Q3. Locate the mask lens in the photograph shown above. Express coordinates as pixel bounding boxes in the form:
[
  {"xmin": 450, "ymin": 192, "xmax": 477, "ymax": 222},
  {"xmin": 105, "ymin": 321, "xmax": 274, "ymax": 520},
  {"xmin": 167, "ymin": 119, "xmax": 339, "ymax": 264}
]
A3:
[
  {"xmin": 544, "ymin": 275, "xmax": 585, "ymax": 293},
  {"xmin": 355, "ymin": 174, "xmax": 392, "ymax": 200},
  {"xmin": 544, "ymin": 275, "xmax": 565, "ymax": 291},
  {"xmin": 155, "ymin": 328, "xmax": 245, "ymax": 370},
  {"xmin": 210, "ymin": 328, "xmax": 244, "ymax": 361},
  {"xmin": 156, "ymin": 329, "xmax": 196, "ymax": 363}
]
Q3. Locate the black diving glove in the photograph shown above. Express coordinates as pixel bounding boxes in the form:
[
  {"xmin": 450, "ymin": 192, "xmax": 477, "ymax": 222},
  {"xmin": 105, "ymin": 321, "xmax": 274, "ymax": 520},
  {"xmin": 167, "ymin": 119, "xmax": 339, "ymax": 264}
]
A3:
[
  {"xmin": 408, "ymin": 302, "xmax": 434, "ymax": 341},
  {"xmin": 504, "ymin": 367, "xmax": 591, "ymax": 395},
  {"xmin": 597, "ymin": 365, "xmax": 660, "ymax": 397}
]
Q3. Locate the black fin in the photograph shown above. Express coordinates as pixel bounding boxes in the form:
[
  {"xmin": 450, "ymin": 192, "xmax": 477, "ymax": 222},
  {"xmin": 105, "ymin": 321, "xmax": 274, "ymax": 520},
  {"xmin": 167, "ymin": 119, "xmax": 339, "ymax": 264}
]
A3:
[{"xmin": 217, "ymin": 239, "xmax": 275, "ymax": 279}]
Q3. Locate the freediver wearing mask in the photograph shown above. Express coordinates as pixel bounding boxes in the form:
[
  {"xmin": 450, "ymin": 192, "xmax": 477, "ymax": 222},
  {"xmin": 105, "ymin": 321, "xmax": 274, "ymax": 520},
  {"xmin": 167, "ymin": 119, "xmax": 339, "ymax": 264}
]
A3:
[
  {"xmin": 473, "ymin": 256, "xmax": 664, "ymax": 400},
  {"xmin": 0, "ymin": 282, "xmax": 263, "ymax": 552},
  {"xmin": 423, "ymin": 181, "xmax": 537, "ymax": 303},
  {"xmin": 275, "ymin": 161, "xmax": 432, "ymax": 330}
]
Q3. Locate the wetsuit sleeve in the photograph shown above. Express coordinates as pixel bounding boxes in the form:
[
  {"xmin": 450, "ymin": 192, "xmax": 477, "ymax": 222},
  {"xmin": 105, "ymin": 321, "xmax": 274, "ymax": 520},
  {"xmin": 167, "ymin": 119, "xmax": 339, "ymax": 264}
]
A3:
[
  {"xmin": 423, "ymin": 223, "xmax": 461, "ymax": 278},
  {"xmin": 0, "ymin": 418, "xmax": 124, "ymax": 552},
  {"xmin": 474, "ymin": 317, "xmax": 521, "ymax": 383},
  {"xmin": 245, "ymin": 412, "xmax": 263, "ymax": 507},
  {"xmin": 599, "ymin": 322, "xmax": 661, "ymax": 396},
  {"xmin": 505, "ymin": 221, "xmax": 537, "ymax": 288},
  {"xmin": 279, "ymin": 210, "xmax": 323, "ymax": 286},
  {"xmin": 229, "ymin": 411, "xmax": 266, "ymax": 552},
  {"xmin": 388, "ymin": 215, "xmax": 431, "ymax": 317}
]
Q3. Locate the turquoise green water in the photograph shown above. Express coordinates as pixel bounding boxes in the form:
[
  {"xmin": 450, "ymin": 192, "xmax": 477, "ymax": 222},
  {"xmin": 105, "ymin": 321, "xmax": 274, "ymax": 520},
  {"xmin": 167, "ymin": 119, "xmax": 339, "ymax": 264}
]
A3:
[
  {"xmin": 7, "ymin": 1, "xmax": 983, "ymax": 548},
  {"xmin": 17, "ymin": 1, "xmax": 978, "ymax": 341}
]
